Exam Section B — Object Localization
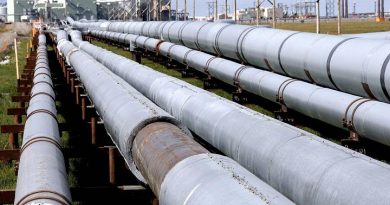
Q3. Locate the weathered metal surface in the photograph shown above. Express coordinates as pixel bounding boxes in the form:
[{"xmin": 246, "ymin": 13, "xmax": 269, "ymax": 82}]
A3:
[
  {"xmin": 0, "ymin": 149, "xmax": 20, "ymax": 160},
  {"xmin": 7, "ymin": 108, "xmax": 26, "ymax": 115},
  {"xmin": 69, "ymin": 28, "xmax": 390, "ymax": 205},
  {"xmin": 132, "ymin": 122, "xmax": 208, "ymax": 195},
  {"xmin": 59, "ymin": 30, "xmax": 295, "ymax": 205}
]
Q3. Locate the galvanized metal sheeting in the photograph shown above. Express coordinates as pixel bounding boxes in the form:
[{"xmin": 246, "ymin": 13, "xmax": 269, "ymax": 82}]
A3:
[
  {"xmin": 70, "ymin": 29, "xmax": 390, "ymax": 205},
  {"xmin": 72, "ymin": 19, "xmax": 390, "ymax": 103},
  {"xmin": 14, "ymin": 33, "xmax": 72, "ymax": 205},
  {"xmin": 57, "ymin": 31, "xmax": 294, "ymax": 205}
]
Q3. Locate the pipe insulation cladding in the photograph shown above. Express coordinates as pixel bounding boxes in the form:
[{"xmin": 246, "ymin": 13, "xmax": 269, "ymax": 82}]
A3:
[
  {"xmin": 67, "ymin": 29, "xmax": 390, "ymax": 205},
  {"xmin": 54, "ymin": 30, "xmax": 295, "ymax": 205},
  {"xmin": 91, "ymin": 29, "xmax": 390, "ymax": 148},
  {"xmin": 69, "ymin": 19, "xmax": 390, "ymax": 103},
  {"xmin": 346, "ymin": 31, "xmax": 390, "ymax": 40},
  {"xmin": 14, "ymin": 33, "xmax": 72, "ymax": 205}
]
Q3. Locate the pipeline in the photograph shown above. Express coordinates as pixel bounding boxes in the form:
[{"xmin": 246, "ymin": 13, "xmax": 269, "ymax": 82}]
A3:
[
  {"xmin": 14, "ymin": 33, "xmax": 72, "ymax": 205},
  {"xmin": 54, "ymin": 30, "xmax": 294, "ymax": 205},
  {"xmin": 347, "ymin": 31, "xmax": 390, "ymax": 40},
  {"xmin": 69, "ymin": 19, "xmax": 390, "ymax": 104},
  {"xmin": 67, "ymin": 29, "xmax": 390, "ymax": 205},
  {"xmin": 91, "ymin": 29, "xmax": 390, "ymax": 148}
]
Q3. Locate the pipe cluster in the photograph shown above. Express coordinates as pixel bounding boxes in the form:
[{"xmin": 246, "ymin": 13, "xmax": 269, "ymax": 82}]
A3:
[
  {"xmin": 55, "ymin": 30, "xmax": 294, "ymax": 205},
  {"xmin": 67, "ymin": 28, "xmax": 390, "ymax": 205},
  {"xmin": 71, "ymin": 20, "xmax": 390, "ymax": 104},
  {"xmin": 91, "ymin": 29, "xmax": 390, "ymax": 148},
  {"xmin": 14, "ymin": 33, "xmax": 72, "ymax": 205}
]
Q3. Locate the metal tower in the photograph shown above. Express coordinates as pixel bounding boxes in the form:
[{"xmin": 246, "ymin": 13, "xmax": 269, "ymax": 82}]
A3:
[{"xmin": 326, "ymin": 0, "xmax": 335, "ymax": 17}]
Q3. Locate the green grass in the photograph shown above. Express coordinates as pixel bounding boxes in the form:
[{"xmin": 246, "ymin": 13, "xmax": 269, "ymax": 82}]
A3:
[
  {"xmin": 0, "ymin": 27, "xmax": 9, "ymax": 33},
  {"xmin": 264, "ymin": 19, "xmax": 390, "ymax": 34},
  {"xmin": 0, "ymin": 37, "xmax": 29, "ymax": 189}
]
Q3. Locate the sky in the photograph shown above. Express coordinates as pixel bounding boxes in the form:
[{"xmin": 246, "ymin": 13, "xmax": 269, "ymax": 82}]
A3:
[{"xmin": 1, "ymin": 0, "xmax": 389, "ymax": 16}]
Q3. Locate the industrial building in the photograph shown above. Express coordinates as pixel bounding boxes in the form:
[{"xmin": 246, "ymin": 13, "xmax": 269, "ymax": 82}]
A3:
[
  {"xmin": 237, "ymin": 6, "xmax": 284, "ymax": 22},
  {"xmin": 5, "ymin": 0, "xmax": 97, "ymax": 22}
]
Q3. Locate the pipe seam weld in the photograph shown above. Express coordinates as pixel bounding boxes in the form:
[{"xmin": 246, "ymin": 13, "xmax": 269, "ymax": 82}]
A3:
[
  {"xmin": 326, "ymin": 37, "xmax": 356, "ymax": 90},
  {"xmin": 20, "ymin": 136, "xmax": 62, "ymax": 156},
  {"xmin": 30, "ymin": 91, "xmax": 55, "ymax": 101},
  {"xmin": 15, "ymin": 190, "xmax": 71, "ymax": 205},
  {"xmin": 214, "ymin": 24, "xmax": 232, "ymax": 57},
  {"xmin": 34, "ymin": 72, "xmax": 51, "ymax": 79},
  {"xmin": 236, "ymin": 27, "xmax": 256, "ymax": 64},
  {"xmin": 65, "ymin": 48, "xmax": 80, "ymax": 65},
  {"xmin": 343, "ymin": 98, "xmax": 373, "ymax": 132},
  {"xmin": 26, "ymin": 108, "xmax": 58, "ymax": 123},
  {"xmin": 277, "ymin": 32, "xmax": 301, "ymax": 75},
  {"xmin": 195, "ymin": 23, "xmax": 209, "ymax": 50},
  {"xmin": 204, "ymin": 56, "xmax": 218, "ymax": 74},
  {"xmin": 183, "ymin": 49, "xmax": 195, "ymax": 66},
  {"xmin": 380, "ymin": 52, "xmax": 390, "ymax": 101},
  {"xmin": 233, "ymin": 65, "xmax": 250, "ymax": 87},
  {"xmin": 276, "ymin": 78, "xmax": 298, "ymax": 104},
  {"xmin": 166, "ymin": 44, "xmax": 176, "ymax": 60}
]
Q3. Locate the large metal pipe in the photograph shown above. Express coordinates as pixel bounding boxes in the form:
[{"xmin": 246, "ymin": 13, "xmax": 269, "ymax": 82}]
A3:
[
  {"xmin": 14, "ymin": 32, "xmax": 72, "ymax": 205},
  {"xmin": 68, "ymin": 29, "xmax": 390, "ymax": 205},
  {"xmin": 347, "ymin": 32, "xmax": 390, "ymax": 40},
  {"xmin": 55, "ymin": 30, "xmax": 294, "ymax": 205},
  {"xmin": 70, "ymin": 19, "xmax": 390, "ymax": 104},
  {"xmin": 90, "ymin": 29, "xmax": 390, "ymax": 148}
]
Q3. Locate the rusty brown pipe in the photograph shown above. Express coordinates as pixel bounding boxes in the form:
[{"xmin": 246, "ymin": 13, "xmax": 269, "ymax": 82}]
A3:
[{"xmin": 132, "ymin": 122, "xmax": 208, "ymax": 196}]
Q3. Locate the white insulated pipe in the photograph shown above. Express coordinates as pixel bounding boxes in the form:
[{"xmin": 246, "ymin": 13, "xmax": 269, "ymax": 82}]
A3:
[
  {"xmin": 69, "ymin": 19, "xmax": 390, "ymax": 104},
  {"xmin": 91, "ymin": 29, "xmax": 390, "ymax": 150},
  {"xmin": 14, "ymin": 33, "xmax": 72, "ymax": 205},
  {"xmin": 55, "ymin": 30, "xmax": 294, "ymax": 205},
  {"xmin": 68, "ymin": 29, "xmax": 390, "ymax": 205}
]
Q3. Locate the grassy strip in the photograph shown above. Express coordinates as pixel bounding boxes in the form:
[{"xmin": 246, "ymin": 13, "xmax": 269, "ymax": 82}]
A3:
[
  {"xmin": 0, "ymin": 38, "xmax": 29, "ymax": 189},
  {"xmin": 263, "ymin": 20, "xmax": 390, "ymax": 34}
]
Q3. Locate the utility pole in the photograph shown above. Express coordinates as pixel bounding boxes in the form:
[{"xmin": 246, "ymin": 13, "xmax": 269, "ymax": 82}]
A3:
[
  {"xmin": 14, "ymin": 38, "xmax": 19, "ymax": 80},
  {"xmin": 159, "ymin": 0, "xmax": 162, "ymax": 21},
  {"xmin": 193, "ymin": 0, "xmax": 196, "ymax": 20},
  {"xmin": 234, "ymin": 0, "xmax": 237, "ymax": 22},
  {"xmin": 341, "ymin": 0, "xmax": 344, "ymax": 17},
  {"xmin": 316, "ymin": 0, "xmax": 320, "ymax": 33},
  {"xmin": 345, "ymin": 0, "xmax": 348, "ymax": 18},
  {"xmin": 272, "ymin": 0, "xmax": 276, "ymax": 28},
  {"xmin": 337, "ymin": 0, "xmax": 341, "ymax": 34},
  {"xmin": 256, "ymin": 0, "xmax": 260, "ymax": 26},
  {"xmin": 215, "ymin": 0, "xmax": 218, "ymax": 20},
  {"xmin": 176, "ymin": 0, "xmax": 178, "ymax": 20},
  {"xmin": 381, "ymin": 0, "xmax": 384, "ymax": 19},
  {"xmin": 377, "ymin": 0, "xmax": 381, "ymax": 21},
  {"xmin": 184, "ymin": 0, "xmax": 187, "ymax": 20},
  {"xmin": 225, "ymin": 0, "xmax": 228, "ymax": 19},
  {"xmin": 169, "ymin": 0, "xmax": 172, "ymax": 21}
]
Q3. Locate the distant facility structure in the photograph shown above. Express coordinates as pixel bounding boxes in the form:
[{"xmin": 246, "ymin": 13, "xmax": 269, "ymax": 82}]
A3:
[
  {"xmin": 6, "ymin": 0, "xmax": 97, "ymax": 22},
  {"xmin": 0, "ymin": 3, "xmax": 6, "ymax": 22},
  {"xmin": 2, "ymin": 0, "xmax": 389, "ymax": 23}
]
